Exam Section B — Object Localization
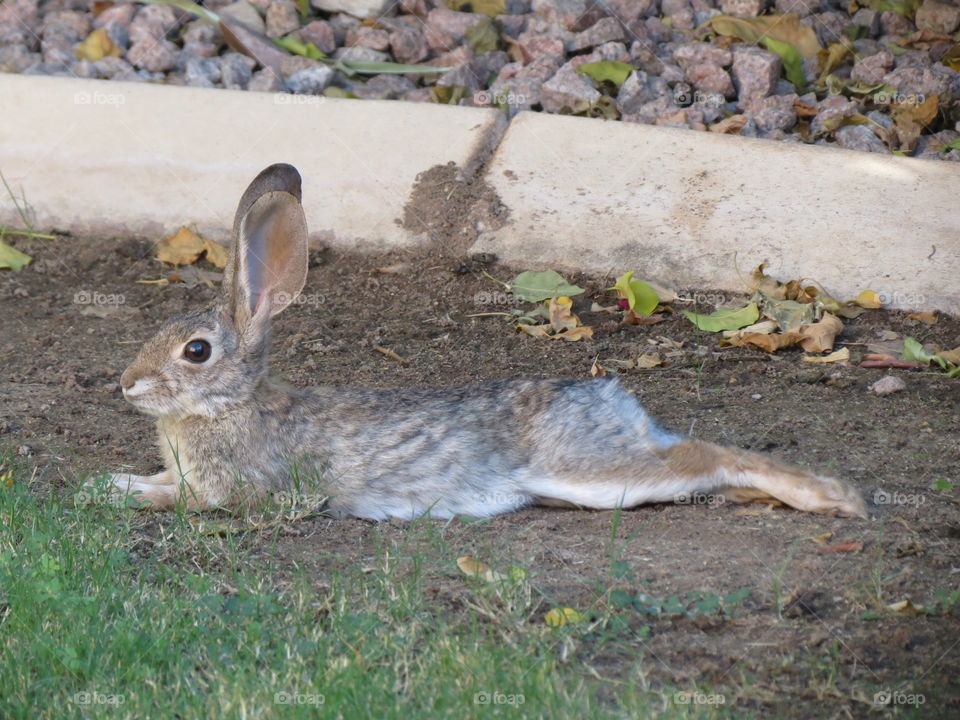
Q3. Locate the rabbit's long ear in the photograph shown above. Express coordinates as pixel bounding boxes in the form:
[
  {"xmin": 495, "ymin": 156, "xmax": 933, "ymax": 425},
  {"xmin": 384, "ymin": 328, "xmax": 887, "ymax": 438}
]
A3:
[{"xmin": 227, "ymin": 189, "xmax": 308, "ymax": 331}]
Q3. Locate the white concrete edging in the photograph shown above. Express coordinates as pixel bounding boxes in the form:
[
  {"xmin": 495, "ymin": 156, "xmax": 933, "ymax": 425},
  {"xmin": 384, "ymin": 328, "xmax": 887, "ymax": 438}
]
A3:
[
  {"xmin": 0, "ymin": 73, "xmax": 506, "ymax": 247},
  {"xmin": 471, "ymin": 112, "xmax": 960, "ymax": 315},
  {"xmin": 1, "ymin": 74, "xmax": 957, "ymax": 314}
]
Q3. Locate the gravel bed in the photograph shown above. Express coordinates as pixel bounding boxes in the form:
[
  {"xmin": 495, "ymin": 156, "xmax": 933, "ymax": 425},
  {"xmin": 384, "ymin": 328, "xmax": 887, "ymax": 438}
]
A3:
[{"xmin": 2, "ymin": 0, "xmax": 959, "ymax": 160}]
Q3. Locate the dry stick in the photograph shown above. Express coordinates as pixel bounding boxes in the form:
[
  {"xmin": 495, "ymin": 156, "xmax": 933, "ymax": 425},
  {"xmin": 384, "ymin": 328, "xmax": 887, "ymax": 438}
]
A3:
[{"xmin": 374, "ymin": 345, "xmax": 409, "ymax": 366}]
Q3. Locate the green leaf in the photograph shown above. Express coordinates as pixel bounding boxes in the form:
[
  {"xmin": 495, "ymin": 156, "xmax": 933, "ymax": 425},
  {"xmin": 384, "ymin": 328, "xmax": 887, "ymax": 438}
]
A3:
[
  {"xmin": 330, "ymin": 59, "xmax": 451, "ymax": 76},
  {"xmin": 296, "ymin": 0, "xmax": 309, "ymax": 18},
  {"xmin": 901, "ymin": 336, "xmax": 935, "ymax": 364},
  {"xmin": 273, "ymin": 36, "xmax": 325, "ymax": 60},
  {"xmin": 509, "ymin": 270, "xmax": 584, "ymax": 303},
  {"xmin": 576, "ymin": 61, "xmax": 635, "ymax": 88},
  {"xmin": 940, "ymin": 138, "xmax": 960, "ymax": 152},
  {"xmin": 445, "ymin": 0, "xmax": 506, "ymax": 16},
  {"xmin": 430, "ymin": 85, "xmax": 468, "ymax": 105},
  {"xmin": 683, "ymin": 302, "xmax": 760, "ymax": 332},
  {"xmin": 934, "ymin": 478, "xmax": 954, "ymax": 491},
  {"xmin": 763, "ymin": 36, "xmax": 806, "ymax": 88},
  {"xmin": 465, "ymin": 16, "xmax": 500, "ymax": 54},
  {"xmin": 0, "ymin": 239, "xmax": 31, "ymax": 270},
  {"xmin": 608, "ymin": 271, "xmax": 659, "ymax": 315}
]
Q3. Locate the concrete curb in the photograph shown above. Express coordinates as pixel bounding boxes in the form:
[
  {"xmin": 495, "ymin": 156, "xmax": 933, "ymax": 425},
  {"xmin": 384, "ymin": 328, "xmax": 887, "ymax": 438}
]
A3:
[
  {"xmin": 1, "ymin": 74, "xmax": 957, "ymax": 313},
  {"xmin": 0, "ymin": 74, "xmax": 506, "ymax": 247},
  {"xmin": 471, "ymin": 112, "xmax": 960, "ymax": 315}
]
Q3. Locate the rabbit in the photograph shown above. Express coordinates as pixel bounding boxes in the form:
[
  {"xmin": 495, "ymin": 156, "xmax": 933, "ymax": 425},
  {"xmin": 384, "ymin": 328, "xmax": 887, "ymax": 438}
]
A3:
[{"xmin": 96, "ymin": 163, "xmax": 868, "ymax": 520}]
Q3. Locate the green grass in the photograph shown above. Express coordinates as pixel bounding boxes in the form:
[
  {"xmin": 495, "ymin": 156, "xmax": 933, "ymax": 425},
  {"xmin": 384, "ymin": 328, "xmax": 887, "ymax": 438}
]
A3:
[{"xmin": 0, "ymin": 455, "xmax": 747, "ymax": 719}]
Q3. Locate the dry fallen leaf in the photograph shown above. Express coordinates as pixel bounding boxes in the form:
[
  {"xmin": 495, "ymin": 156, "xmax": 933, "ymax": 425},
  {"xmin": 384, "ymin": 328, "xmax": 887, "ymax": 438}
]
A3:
[
  {"xmin": 457, "ymin": 556, "xmax": 504, "ymax": 582},
  {"xmin": 74, "ymin": 28, "xmax": 122, "ymax": 61},
  {"xmin": 156, "ymin": 227, "xmax": 228, "ymax": 268},
  {"xmin": 803, "ymin": 347, "xmax": 850, "ymax": 364},
  {"xmin": 544, "ymin": 607, "xmax": 586, "ymax": 627},
  {"xmin": 816, "ymin": 541, "xmax": 864, "ymax": 554},
  {"xmin": 906, "ymin": 311, "xmax": 937, "ymax": 325},
  {"xmin": 798, "ymin": 313, "xmax": 843, "ymax": 353},
  {"xmin": 887, "ymin": 599, "xmax": 926, "ymax": 616},
  {"xmin": 517, "ymin": 297, "xmax": 593, "ymax": 342},
  {"xmin": 729, "ymin": 330, "xmax": 803, "ymax": 352},
  {"xmin": 936, "ymin": 346, "xmax": 960, "ymax": 364},
  {"xmin": 710, "ymin": 114, "xmax": 749, "ymax": 134},
  {"xmin": 635, "ymin": 352, "xmax": 664, "ymax": 368},
  {"xmin": 590, "ymin": 357, "xmax": 607, "ymax": 377}
]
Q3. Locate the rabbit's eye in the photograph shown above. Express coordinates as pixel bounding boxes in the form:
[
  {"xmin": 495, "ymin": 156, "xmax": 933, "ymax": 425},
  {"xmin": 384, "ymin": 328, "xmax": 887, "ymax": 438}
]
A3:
[{"xmin": 183, "ymin": 340, "xmax": 212, "ymax": 363}]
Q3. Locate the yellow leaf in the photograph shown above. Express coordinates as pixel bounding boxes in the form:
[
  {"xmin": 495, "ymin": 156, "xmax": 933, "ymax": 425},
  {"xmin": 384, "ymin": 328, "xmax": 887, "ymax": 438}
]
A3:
[
  {"xmin": 888, "ymin": 599, "xmax": 926, "ymax": 616},
  {"xmin": 456, "ymin": 556, "xmax": 504, "ymax": 582},
  {"xmin": 798, "ymin": 312, "xmax": 843, "ymax": 353},
  {"xmin": 74, "ymin": 28, "xmax": 122, "ymax": 61},
  {"xmin": 156, "ymin": 227, "xmax": 227, "ymax": 267},
  {"xmin": 906, "ymin": 311, "xmax": 937, "ymax": 325},
  {"xmin": 710, "ymin": 114, "xmax": 749, "ymax": 134},
  {"xmin": 802, "ymin": 347, "xmax": 850, "ymax": 364},
  {"xmin": 816, "ymin": 42, "xmax": 852, "ymax": 82},
  {"xmin": 707, "ymin": 14, "xmax": 821, "ymax": 57},
  {"xmin": 558, "ymin": 325, "xmax": 593, "ymax": 342},
  {"xmin": 853, "ymin": 290, "xmax": 882, "ymax": 309},
  {"xmin": 634, "ymin": 352, "xmax": 664, "ymax": 368},
  {"xmin": 549, "ymin": 296, "xmax": 579, "ymax": 332},
  {"xmin": 545, "ymin": 607, "xmax": 586, "ymax": 627}
]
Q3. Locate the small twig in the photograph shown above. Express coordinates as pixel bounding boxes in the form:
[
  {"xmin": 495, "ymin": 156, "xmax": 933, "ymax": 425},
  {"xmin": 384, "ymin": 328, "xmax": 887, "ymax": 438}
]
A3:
[
  {"xmin": 0, "ymin": 226, "xmax": 57, "ymax": 241},
  {"xmin": 374, "ymin": 345, "xmax": 409, "ymax": 366}
]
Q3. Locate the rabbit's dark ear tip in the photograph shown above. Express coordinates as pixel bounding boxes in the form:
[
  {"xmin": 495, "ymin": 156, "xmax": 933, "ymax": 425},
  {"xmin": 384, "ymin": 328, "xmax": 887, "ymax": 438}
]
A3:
[{"xmin": 257, "ymin": 163, "xmax": 302, "ymax": 200}]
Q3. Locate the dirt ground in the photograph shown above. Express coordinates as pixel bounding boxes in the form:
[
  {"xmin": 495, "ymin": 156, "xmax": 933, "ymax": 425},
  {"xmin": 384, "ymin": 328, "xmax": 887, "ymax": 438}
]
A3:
[{"xmin": 1, "ymin": 176, "xmax": 958, "ymax": 716}]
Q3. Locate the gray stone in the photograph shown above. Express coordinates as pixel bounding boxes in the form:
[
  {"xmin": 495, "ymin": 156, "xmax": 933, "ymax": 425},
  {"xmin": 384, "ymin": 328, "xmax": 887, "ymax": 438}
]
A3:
[
  {"xmin": 518, "ymin": 34, "xmax": 566, "ymax": 63},
  {"xmin": 248, "ymin": 67, "xmax": 285, "ymax": 91},
  {"xmin": 882, "ymin": 65, "xmax": 958, "ymax": 97},
  {"xmin": 346, "ymin": 26, "xmax": 391, "ymax": 52},
  {"xmin": 184, "ymin": 56, "xmax": 221, "ymax": 88},
  {"xmin": 540, "ymin": 57, "xmax": 601, "ymax": 112},
  {"xmin": 720, "ymin": 0, "xmax": 766, "ymax": 18},
  {"xmin": 810, "ymin": 95, "xmax": 858, "ymax": 136},
  {"xmin": 220, "ymin": 52, "xmax": 256, "ymax": 89},
  {"xmin": 673, "ymin": 42, "xmax": 732, "ymax": 70},
  {"xmin": 352, "ymin": 73, "xmax": 416, "ymax": 99},
  {"xmin": 0, "ymin": 45, "xmax": 38, "ymax": 73},
  {"xmin": 285, "ymin": 65, "xmax": 335, "ymax": 94},
  {"xmin": 127, "ymin": 39, "xmax": 179, "ymax": 73},
  {"xmin": 880, "ymin": 10, "xmax": 915, "ymax": 36},
  {"xmin": 425, "ymin": 8, "xmax": 485, "ymax": 52},
  {"xmin": 661, "ymin": 0, "xmax": 690, "ymax": 14},
  {"xmin": 220, "ymin": 0, "xmax": 267, "ymax": 34},
  {"xmin": 265, "ymin": 0, "xmax": 300, "ymax": 38},
  {"xmin": 774, "ymin": 0, "xmax": 821, "ymax": 15},
  {"xmin": 669, "ymin": 10, "xmax": 696, "ymax": 31},
  {"xmin": 851, "ymin": 50, "xmax": 893, "ymax": 86},
  {"xmin": 93, "ymin": 56, "xmax": 140, "ymax": 81},
  {"xmin": 390, "ymin": 26, "xmax": 429, "ymax": 64},
  {"xmin": 616, "ymin": 70, "xmax": 669, "ymax": 114},
  {"xmin": 532, "ymin": 0, "xmax": 588, "ymax": 30},
  {"xmin": 300, "ymin": 21, "xmax": 336, "ymax": 54},
  {"xmin": 94, "ymin": 3, "xmax": 135, "ymax": 29},
  {"xmin": 310, "ymin": 0, "xmax": 393, "ymax": 18},
  {"xmin": 568, "ymin": 17, "xmax": 624, "ymax": 52},
  {"xmin": 333, "ymin": 46, "xmax": 391, "ymax": 63},
  {"xmin": 804, "ymin": 11, "xmax": 853, "ymax": 47},
  {"xmin": 835, "ymin": 125, "xmax": 887, "ymax": 153},
  {"xmin": 851, "ymin": 8, "xmax": 881, "ymax": 37},
  {"xmin": 687, "ymin": 63, "xmax": 736, "ymax": 100},
  {"xmin": 731, "ymin": 45, "xmax": 781, "ymax": 111},
  {"xmin": 916, "ymin": 0, "xmax": 960, "ymax": 34},
  {"xmin": 749, "ymin": 93, "xmax": 798, "ymax": 132}
]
